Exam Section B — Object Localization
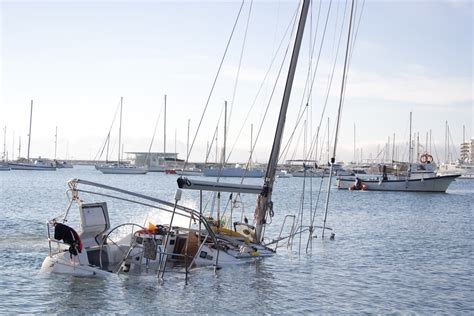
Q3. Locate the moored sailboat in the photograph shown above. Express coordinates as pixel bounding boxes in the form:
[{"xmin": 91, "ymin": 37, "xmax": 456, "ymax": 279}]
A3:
[
  {"xmin": 96, "ymin": 97, "xmax": 148, "ymax": 175},
  {"xmin": 337, "ymin": 113, "xmax": 460, "ymax": 192},
  {"xmin": 8, "ymin": 100, "xmax": 56, "ymax": 171}
]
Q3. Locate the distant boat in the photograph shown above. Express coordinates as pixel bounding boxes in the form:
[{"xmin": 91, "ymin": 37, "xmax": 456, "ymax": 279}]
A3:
[
  {"xmin": 96, "ymin": 163, "xmax": 148, "ymax": 174},
  {"xmin": 437, "ymin": 162, "xmax": 474, "ymax": 179},
  {"xmin": 291, "ymin": 168, "xmax": 324, "ymax": 177},
  {"xmin": 9, "ymin": 158, "xmax": 56, "ymax": 171},
  {"xmin": 276, "ymin": 170, "xmax": 292, "ymax": 178},
  {"xmin": 202, "ymin": 166, "xmax": 265, "ymax": 178},
  {"xmin": 54, "ymin": 160, "xmax": 73, "ymax": 169},
  {"xmin": 96, "ymin": 97, "xmax": 148, "ymax": 175},
  {"xmin": 52, "ymin": 127, "xmax": 73, "ymax": 169},
  {"xmin": 165, "ymin": 168, "xmax": 203, "ymax": 176},
  {"xmin": 337, "ymin": 172, "xmax": 460, "ymax": 192},
  {"xmin": 148, "ymin": 165, "xmax": 168, "ymax": 172},
  {"xmin": 0, "ymin": 163, "xmax": 10, "ymax": 171},
  {"xmin": 337, "ymin": 113, "xmax": 459, "ymax": 192},
  {"xmin": 8, "ymin": 100, "xmax": 56, "ymax": 171}
]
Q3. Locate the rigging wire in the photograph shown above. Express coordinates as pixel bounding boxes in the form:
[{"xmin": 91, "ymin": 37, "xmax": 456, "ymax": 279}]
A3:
[
  {"xmin": 278, "ymin": 0, "xmax": 333, "ymax": 165},
  {"xmin": 238, "ymin": 2, "xmax": 301, "ymax": 182},
  {"xmin": 93, "ymin": 99, "xmax": 121, "ymax": 162},
  {"xmin": 305, "ymin": 0, "xmax": 349, "ymax": 164},
  {"xmin": 183, "ymin": 0, "xmax": 245, "ymax": 170},
  {"xmin": 224, "ymin": 4, "xmax": 300, "ymax": 166},
  {"xmin": 226, "ymin": 0, "xmax": 254, "ymax": 142},
  {"xmin": 198, "ymin": 2, "xmax": 301, "ymax": 205},
  {"xmin": 322, "ymin": 0, "xmax": 356, "ymax": 238},
  {"xmin": 278, "ymin": 1, "xmax": 320, "ymax": 163},
  {"xmin": 289, "ymin": 120, "xmax": 305, "ymax": 163},
  {"xmin": 204, "ymin": 104, "xmax": 226, "ymax": 163},
  {"xmin": 335, "ymin": 0, "xmax": 366, "ymax": 141},
  {"xmin": 202, "ymin": 2, "xmax": 301, "ymax": 217},
  {"xmin": 144, "ymin": 98, "xmax": 165, "ymax": 166}
]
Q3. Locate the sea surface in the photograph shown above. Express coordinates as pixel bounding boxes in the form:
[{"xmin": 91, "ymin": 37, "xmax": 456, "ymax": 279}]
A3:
[{"xmin": 0, "ymin": 166, "xmax": 473, "ymax": 314}]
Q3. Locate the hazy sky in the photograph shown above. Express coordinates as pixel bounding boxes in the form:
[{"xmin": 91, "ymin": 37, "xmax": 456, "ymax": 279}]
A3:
[{"xmin": 0, "ymin": 0, "xmax": 472, "ymax": 164}]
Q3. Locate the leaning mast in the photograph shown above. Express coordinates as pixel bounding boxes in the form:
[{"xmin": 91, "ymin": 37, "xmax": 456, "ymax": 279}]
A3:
[{"xmin": 254, "ymin": 0, "xmax": 310, "ymax": 243}]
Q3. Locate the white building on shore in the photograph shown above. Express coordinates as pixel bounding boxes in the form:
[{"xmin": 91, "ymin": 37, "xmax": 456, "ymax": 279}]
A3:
[
  {"xmin": 126, "ymin": 152, "xmax": 181, "ymax": 168},
  {"xmin": 460, "ymin": 138, "xmax": 473, "ymax": 164}
]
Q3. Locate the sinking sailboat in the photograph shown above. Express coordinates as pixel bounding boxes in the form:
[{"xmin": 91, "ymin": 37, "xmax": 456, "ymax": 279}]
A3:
[
  {"xmin": 40, "ymin": 178, "xmax": 275, "ymax": 277},
  {"xmin": 41, "ymin": 0, "xmax": 313, "ymax": 278},
  {"xmin": 41, "ymin": 0, "xmax": 347, "ymax": 279}
]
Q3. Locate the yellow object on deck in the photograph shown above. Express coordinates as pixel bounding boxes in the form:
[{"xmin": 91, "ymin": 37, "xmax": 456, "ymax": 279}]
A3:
[
  {"xmin": 147, "ymin": 222, "xmax": 156, "ymax": 232},
  {"xmin": 211, "ymin": 226, "xmax": 244, "ymax": 238}
]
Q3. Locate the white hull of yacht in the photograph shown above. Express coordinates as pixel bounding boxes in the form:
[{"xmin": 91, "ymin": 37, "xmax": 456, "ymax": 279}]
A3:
[
  {"xmin": 41, "ymin": 252, "xmax": 111, "ymax": 277},
  {"xmin": 437, "ymin": 164, "xmax": 474, "ymax": 179},
  {"xmin": 203, "ymin": 167, "xmax": 264, "ymax": 178},
  {"xmin": 97, "ymin": 166, "xmax": 148, "ymax": 174},
  {"xmin": 147, "ymin": 166, "xmax": 168, "ymax": 172},
  {"xmin": 56, "ymin": 162, "xmax": 73, "ymax": 169},
  {"xmin": 177, "ymin": 169, "xmax": 203, "ymax": 176},
  {"xmin": 9, "ymin": 162, "xmax": 56, "ymax": 171},
  {"xmin": 41, "ymin": 232, "xmax": 274, "ymax": 278},
  {"xmin": 337, "ymin": 175, "xmax": 460, "ymax": 192}
]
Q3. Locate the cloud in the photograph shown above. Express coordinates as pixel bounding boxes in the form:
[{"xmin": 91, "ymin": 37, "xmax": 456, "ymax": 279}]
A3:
[
  {"xmin": 446, "ymin": 0, "xmax": 473, "ymax": 10},
  {"xmin": 345, "ymin": 68, "xmax": 473, "ymax": 106}
]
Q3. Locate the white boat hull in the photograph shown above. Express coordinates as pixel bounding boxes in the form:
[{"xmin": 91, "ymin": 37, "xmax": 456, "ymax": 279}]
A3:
[
  {"xmin": 337, "ymin": 175, "xmax": 460, "ymax": 192},
  {"xmin": 56, "ymin": 163, "xmax": 73, "ymax": 169},
  {"xmin": 41, "ymin": 234, "xmax": 274, "ymax": 278},
  {"xmin": 147, "ymin": 166, "xmax": 168, "ymax": 172},
  {"xmin": 40, "ymin": 252, "xmax": 110, "ymax": 277},
  {"xmin": 97, "ymin": 166, "xmax": 148, "ymax": 174},
  {"xmin": 9, "ymin": 162, "xmax": 56, "ymax": 171},
  {"xmin": 203, "ymin": 167, "xmax": 264, "ymax": 178},
  {"xmin": 177, "ymin": 169, "xmax": 203, "ymax": 176}
]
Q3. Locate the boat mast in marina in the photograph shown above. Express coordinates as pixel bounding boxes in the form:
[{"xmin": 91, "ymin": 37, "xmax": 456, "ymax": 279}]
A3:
[
  {"xmin": 96, "ymin": 97, "xmax": 147, "ymax": 174},
  {"xmin": 27, "ymin": 100, "xmax": 33, "ymax": 161},
  {"xmin": 164, "ymin": 94, "xmax": 167, "ymax": 165},
  {"xmin": 409, "ymin": 112, "xmax": 413, "ymax": 172},
  {"xmin": 8, "ymin": 100, "xmax": 56, "ymax": 170},
  {"xmin": 54, "ymin": 126, "xmax": 58, "ymax": 159},
  {"xmin": 118, "ymin": 96, "xmax": 123, "ymax": 165},
  {"xmin": 0, "ymin": 127, "xmax": 9, "ymax": 170},
  {"xmin": 2, "ymin": 126, "xmax": 6, "ymax": 161}
]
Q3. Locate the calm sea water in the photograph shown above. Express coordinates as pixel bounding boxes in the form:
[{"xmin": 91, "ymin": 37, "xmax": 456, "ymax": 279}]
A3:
[{"xmin": 0, "ymin": 166, "xmax": 473, "ymax": 313}]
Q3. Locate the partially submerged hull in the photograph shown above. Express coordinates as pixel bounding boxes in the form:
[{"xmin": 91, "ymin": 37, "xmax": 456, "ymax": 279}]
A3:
[
  {"xmin": 41, "ymin": 230, "xmax": 274, "ymax": 278},
  {"xmin": 337, "ymin": 175, "xmax": 460, "ymax": 192},
  {"xmin": 40, "ymin": 181, "xmax": 275, "ymax": 279}
]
